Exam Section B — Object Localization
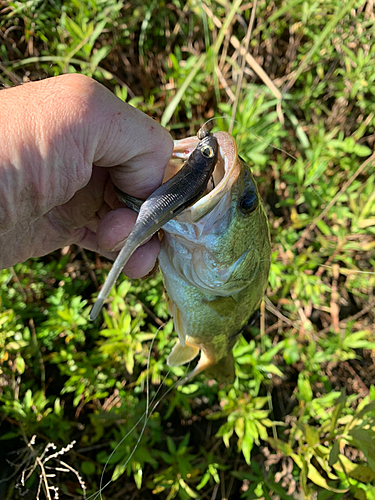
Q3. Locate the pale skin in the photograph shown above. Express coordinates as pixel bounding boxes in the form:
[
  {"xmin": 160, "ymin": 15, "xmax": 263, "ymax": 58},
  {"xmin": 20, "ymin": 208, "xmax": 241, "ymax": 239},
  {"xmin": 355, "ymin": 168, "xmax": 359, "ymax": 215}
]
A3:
[{"xmin": 0, "ymin": 74, "xmax": 174, "ymax": 277}]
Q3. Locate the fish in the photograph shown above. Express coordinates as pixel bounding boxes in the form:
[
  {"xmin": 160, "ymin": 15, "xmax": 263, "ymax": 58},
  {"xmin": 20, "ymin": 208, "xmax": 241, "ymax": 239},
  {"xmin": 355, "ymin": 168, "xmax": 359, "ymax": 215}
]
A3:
[
  {"xmin": 89, "ymin": 128, "xmax": 219, "ymax": 321},
  {"xmin": 114, "ymin": 131, "xmax": 271, "ymax": 383}
]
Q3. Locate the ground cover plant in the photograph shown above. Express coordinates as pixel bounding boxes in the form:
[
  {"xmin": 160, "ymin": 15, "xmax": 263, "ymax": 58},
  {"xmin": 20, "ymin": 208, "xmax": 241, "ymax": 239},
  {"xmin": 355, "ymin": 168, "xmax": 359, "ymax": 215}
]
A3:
[{"xmin": 1, "ymin": 0, "xmax": 375, "ymax": 498}]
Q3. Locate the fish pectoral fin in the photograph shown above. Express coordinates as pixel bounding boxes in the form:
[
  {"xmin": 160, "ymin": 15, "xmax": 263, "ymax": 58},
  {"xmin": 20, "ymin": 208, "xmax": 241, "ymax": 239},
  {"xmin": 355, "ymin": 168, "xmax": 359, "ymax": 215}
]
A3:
[
  {"xmin": 167, "ymin": 341, "xmax": 200, "ymax": 367},
  {"xmin": 177, "ymin": 350, "xmax": 215, "ymax": 383}
]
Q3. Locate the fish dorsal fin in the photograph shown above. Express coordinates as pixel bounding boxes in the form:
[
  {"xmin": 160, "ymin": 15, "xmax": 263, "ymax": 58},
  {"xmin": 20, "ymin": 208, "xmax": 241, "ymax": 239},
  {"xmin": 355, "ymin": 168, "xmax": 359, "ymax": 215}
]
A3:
[{"xmin": 167, "ymin": 341, "xmax": 200, "ymax": 367}]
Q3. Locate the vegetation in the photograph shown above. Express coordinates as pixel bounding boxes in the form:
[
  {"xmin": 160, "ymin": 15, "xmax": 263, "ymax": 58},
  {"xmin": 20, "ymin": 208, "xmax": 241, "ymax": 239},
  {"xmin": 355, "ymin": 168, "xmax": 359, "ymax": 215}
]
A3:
[{"xmin": 1, "ymin": 0, "xmax": 375, "ymax": 499}]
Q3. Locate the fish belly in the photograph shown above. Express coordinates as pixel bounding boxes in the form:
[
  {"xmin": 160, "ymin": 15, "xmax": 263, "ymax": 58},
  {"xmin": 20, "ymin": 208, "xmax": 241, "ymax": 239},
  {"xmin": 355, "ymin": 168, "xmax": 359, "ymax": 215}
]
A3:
[{"xmin": 158, "ymin": 246, "xmax": 254, "ymax": 382}]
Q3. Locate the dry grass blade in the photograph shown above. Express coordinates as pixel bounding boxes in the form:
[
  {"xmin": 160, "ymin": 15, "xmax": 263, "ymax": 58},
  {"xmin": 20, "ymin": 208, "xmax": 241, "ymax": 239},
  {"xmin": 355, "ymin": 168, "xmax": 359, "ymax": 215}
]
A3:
[
  {"xmin": 201, "ymin": 2, "xmax": 282, "ymax": 100},
  {"xmin": 162, "ymin": 0, "xmax": 243, "ymax": 127},
  {"xmin": 215, "ymin": 64, "xmax": 236, "ymax": 101},
  {"xmin": 281, "ymin": 0, "xmax": 357, "ymax": 96},
  {"xmin": 0, "ymin": 61, "xmax": 21, "ymax": 85},
  {"xmin": 318, "ymin": 300, "xmax": 375, "ymax": 336},
  {"xmin": 229, "ymin": 0, "xmax": 257, "ymax": 133},
  {"xmin": 264, "ymin": 297, "xmax": 294, "ymax": 327},
  {"xmin": 211, "ymin": 0, "xmax": 244, "ymax": 55}
]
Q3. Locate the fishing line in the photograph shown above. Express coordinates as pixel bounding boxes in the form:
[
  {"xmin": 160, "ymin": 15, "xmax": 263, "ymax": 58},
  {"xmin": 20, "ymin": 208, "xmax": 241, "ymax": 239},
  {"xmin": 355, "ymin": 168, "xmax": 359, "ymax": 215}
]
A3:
[
  {"xmin": 201, "ymin": 115, "xmax": 298, "ymax": 163},
  {"xmin": 318, "ymin": 265, "xmax": 375, "ymax": 276},
  {"xmin": 95, "ymin": 365, "xmax": 193, "ymax": 498},
  {"xmin": 204, "ymin": 115, "xmax": 374, "ymax": 279},
  {"xmin": 93, "ymin": 114, "xmax": 372, "ymax": 495},
  {"xmin": 91, "ymin": 327, "xmax": 159, "ymax": 500},
  {"xmin": 259, "ymin": 258, "xmax": 375, "ymax": 276},
  {"xmin": 90, "ymin": 325, "xmax": 161, "ymax": 500},
  {"xmin": 90, "ymin": 324, "xmax": 191, "ymax": 500},
  {"xmin": 201, "ymin": 115, "xmax": 329, "ymax": 213}
]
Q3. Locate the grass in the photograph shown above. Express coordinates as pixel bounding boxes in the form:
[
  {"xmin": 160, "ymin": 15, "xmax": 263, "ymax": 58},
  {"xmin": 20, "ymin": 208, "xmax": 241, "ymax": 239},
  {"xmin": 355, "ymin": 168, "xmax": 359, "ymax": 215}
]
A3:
[{"xmin": 1, "ymin": 0, "xmax": 375, "ymax": 499}]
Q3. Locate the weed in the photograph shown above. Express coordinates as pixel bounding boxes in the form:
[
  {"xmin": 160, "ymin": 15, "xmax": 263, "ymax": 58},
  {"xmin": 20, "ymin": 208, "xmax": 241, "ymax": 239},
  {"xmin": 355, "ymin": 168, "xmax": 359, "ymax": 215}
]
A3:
[{"xmin": 1, "ymin": 0, "xmax": 375, "ymax": 499}]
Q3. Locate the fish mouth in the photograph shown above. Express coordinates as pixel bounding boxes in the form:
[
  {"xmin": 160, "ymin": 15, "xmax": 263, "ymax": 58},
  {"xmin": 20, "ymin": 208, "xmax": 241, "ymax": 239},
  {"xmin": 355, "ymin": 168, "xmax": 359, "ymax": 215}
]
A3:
[{"xmin": 169, "ymin": 132, "xmax": 241, "ymax": 221}]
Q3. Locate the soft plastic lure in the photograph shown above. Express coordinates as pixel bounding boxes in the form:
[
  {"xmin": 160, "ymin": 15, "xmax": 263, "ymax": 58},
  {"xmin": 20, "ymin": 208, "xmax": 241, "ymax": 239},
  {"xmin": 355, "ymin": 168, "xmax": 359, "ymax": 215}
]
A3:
[{"xmin": 90, "ymin": 128, "xmax": 218, "ymax": 321}]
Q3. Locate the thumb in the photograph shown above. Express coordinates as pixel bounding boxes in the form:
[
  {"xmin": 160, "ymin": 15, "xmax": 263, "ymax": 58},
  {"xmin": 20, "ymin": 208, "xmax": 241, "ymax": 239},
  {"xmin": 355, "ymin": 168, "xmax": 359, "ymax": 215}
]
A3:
[{"xmin": 72, "ymin": 74, "xmax": 174, "ymax": 198}]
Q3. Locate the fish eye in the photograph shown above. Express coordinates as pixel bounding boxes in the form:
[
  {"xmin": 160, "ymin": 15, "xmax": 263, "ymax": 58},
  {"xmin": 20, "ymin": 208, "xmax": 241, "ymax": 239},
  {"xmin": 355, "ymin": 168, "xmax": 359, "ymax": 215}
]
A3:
[
  {"xmin": 239, "ymin": 188, "xmax": 258, "ymax": 214},
  {"xmin": 201, "ymin": 145, "xmax": 214, "ymax": 158},
  {"xmin": 197, "ymin": 127, "xmax": 210, "ymax": 140}
]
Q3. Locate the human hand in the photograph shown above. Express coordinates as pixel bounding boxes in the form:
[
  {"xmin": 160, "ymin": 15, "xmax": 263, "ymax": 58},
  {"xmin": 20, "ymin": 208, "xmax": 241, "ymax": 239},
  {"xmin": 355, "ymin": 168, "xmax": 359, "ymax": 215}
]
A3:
[{"xmin": 0, "ymin": 74, "xmax": 173, "ymax": 277}]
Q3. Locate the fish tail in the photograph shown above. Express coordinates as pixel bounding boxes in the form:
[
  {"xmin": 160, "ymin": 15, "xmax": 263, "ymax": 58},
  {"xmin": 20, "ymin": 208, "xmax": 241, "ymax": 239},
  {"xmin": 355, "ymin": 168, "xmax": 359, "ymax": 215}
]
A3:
[{"xmin": 89, "ymin": 231, "xmax": 144, "ymax": 320}]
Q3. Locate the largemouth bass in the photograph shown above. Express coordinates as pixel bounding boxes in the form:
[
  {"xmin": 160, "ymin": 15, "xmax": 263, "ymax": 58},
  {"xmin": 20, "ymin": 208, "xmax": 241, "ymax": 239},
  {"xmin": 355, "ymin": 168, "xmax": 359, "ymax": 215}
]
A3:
[
  {"xmin": 114, "ymin": 131, "xmax": 271, "ymax": 383},
  {"xmin": 158, "ymin": 131, "xmax": 271, "ymax": 382}
]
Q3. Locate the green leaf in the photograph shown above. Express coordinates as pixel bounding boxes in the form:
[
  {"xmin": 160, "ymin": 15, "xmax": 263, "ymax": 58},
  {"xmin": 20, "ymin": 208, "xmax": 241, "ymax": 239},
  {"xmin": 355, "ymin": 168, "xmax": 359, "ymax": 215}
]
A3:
[
  {"xmin": 166, "ymin": 436, "xmax": 176, "ymax": 455},
  {"xmin": 355, "ymin": 399, "xmax": 375, "ymax": 421},
  {"xmin": 316, "ymin": 219, "xmax": 332, "ymax": 236},
  {"xmin": 241, "ymin": 429, "xmax": 253, "ymax": 465},
  {"xmin": 161, "ymin": 54, "xmax": 206, "ymax": 127},
  {"xmin": 24, "ymin": 389, "xmax": 32, "ymax": 410},
  {"xmin": 349, "ymin": 464, "xmax": 375, "ymax": 482},
  {"xmin": 133, "ymin": 463, "xmax": 143, "ymax": 490},
  {"xmin": 283, "ymin": 345, "xmax": 300, "ymax": 365},
  {"xmin": 330, "ymin": 392, "xmax": 347, "ymax": 434},
  {"xmin": 15, "ymin": 355, "xmax": 25, "ymax": 374},
  {"xmin": 0, "ymin": 431, "xmax": 21, "ymax": 440},
  {"xmin": 81, "ymin": 461, "xmax": 96, "ymax": 475},
  {"xmin": 329, "ymin": 440, "xmax": 340, "ymax": 467},
  {"xmin": 234, "ymin": 417, "xmax": 244, "ymax": 440},
  {"xmin": 303, "ymin": 424, "xmax": 320, "ymax": 448},
  {"xmin": 353, "ymin": 144, "xmax": 372, "ymax": 157},
  {"xmin": 343, "ymin": 330, "xmax": 375, "ymax": 350},
  {"xmin": 268, "ymin": 438, "xmax": 293, "ymax": 456},
  {"xmin": 297, "ymin": 374, "xmax": 313, "ymax": 402},
  {"xmin": 178, "ymin": 478, "xmax": 198, "ymax": 498},
  {"xmin": 208, "ymin": 464, "xmax": 220, "ymax": 484},
  {"xmin": 334, "ymin": 454, "xmax": 375, "ymax": 481},
  {"xmin": 350, "ymin": 428, "xmax": 375, "ymax": 471},
  {"xmin": 291, "ymin": 454, "xmax": 347, "ymax": 493},
  {"xmin": 260, "ymin": 364, "xmax": 284, "ymax": 377},
  {"xmin": 112, "ymin": 462, "xmax": 127, "ymax": 482},
  {"xmin": 196, "ymin": 471, "xmax": 210, "ymax": 490},
  {"xmin": 306, "ymin": 463, "xmax": 346, "ymax": 493}
]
